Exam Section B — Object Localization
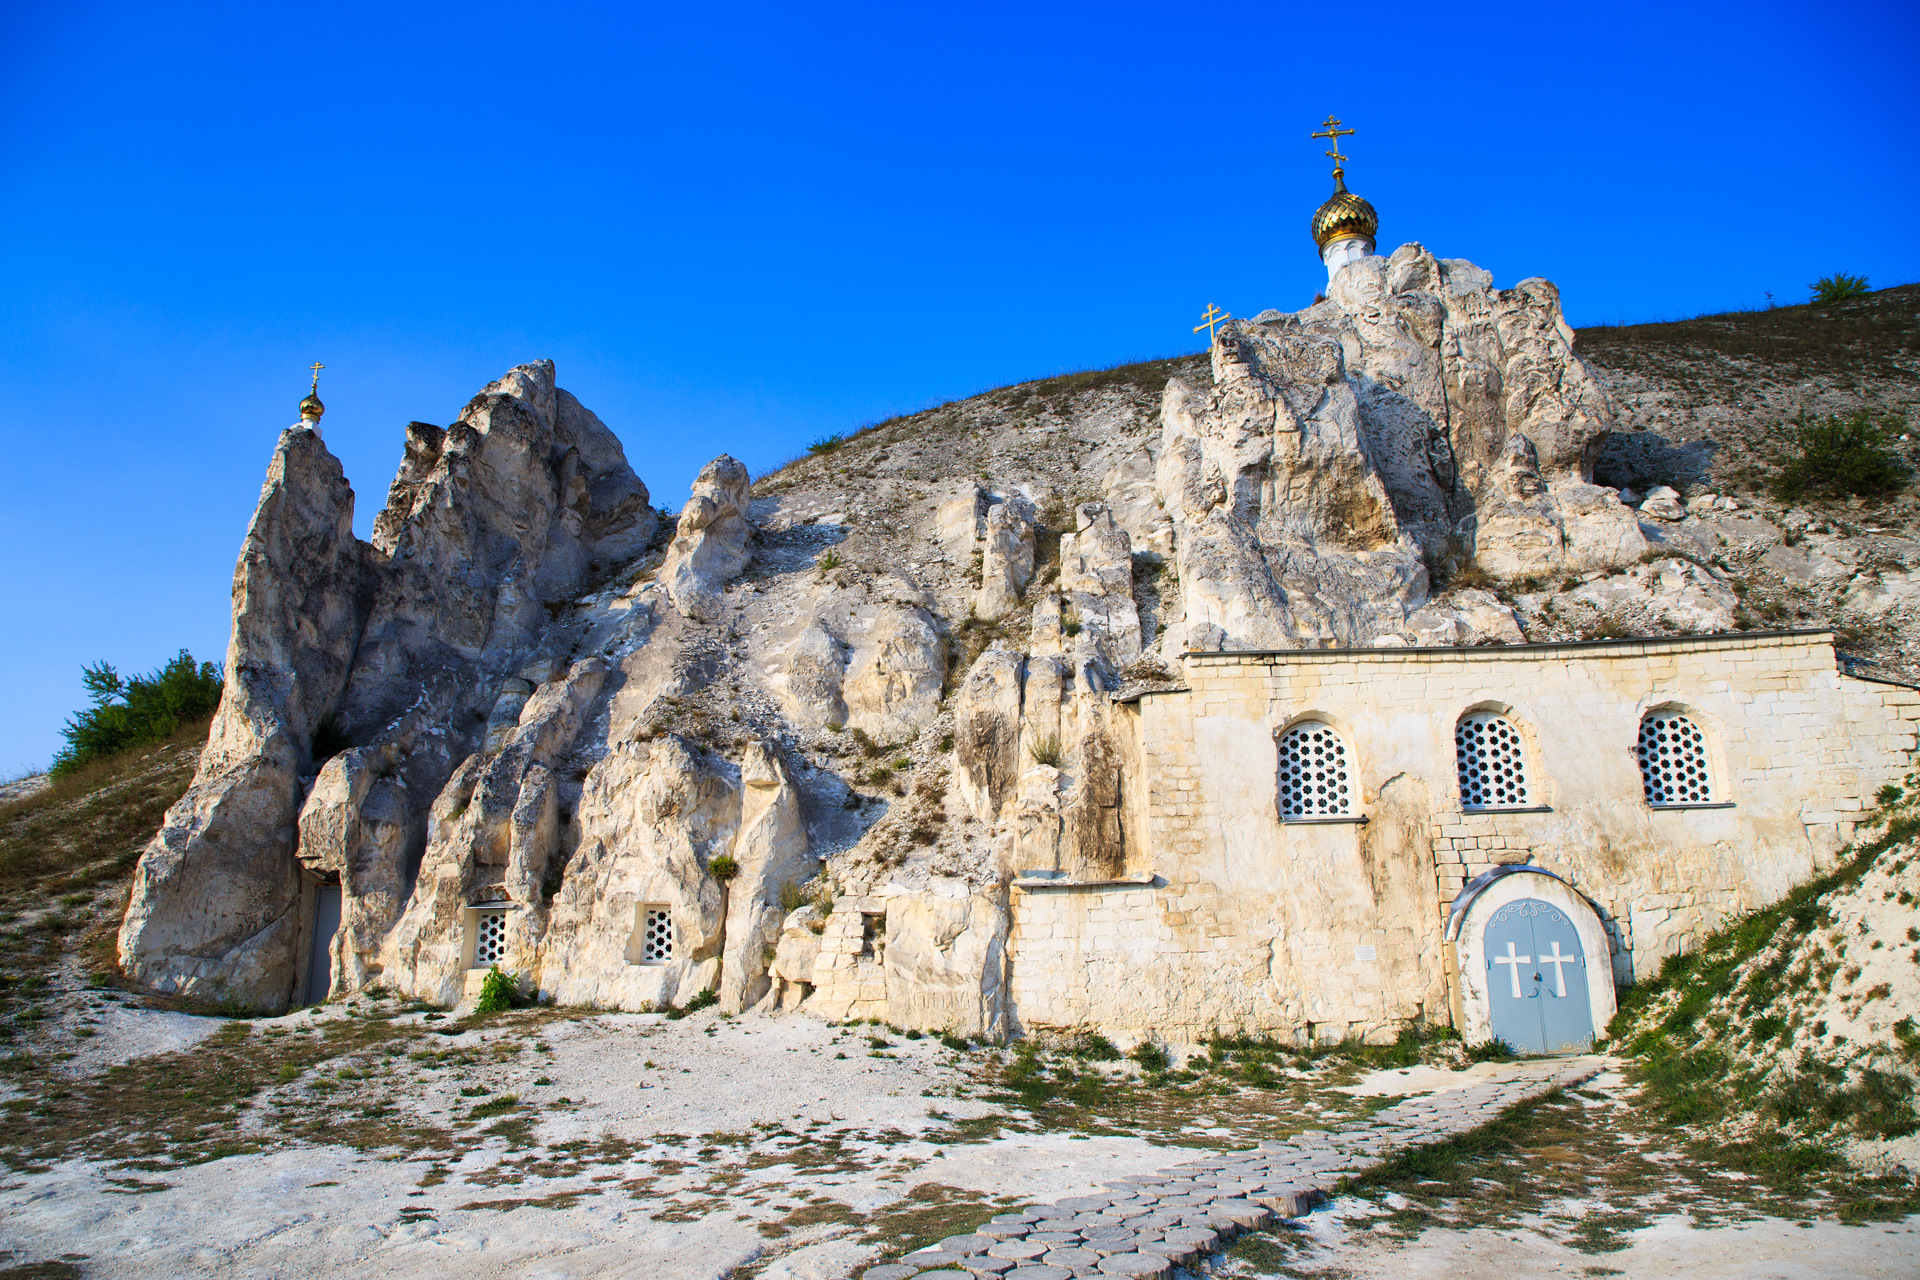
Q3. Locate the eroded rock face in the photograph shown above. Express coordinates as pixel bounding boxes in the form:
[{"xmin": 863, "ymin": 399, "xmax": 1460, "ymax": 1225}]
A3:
[
  {"xmin": 377, "ymin": 658, "xmax": 609, "ymax": 1006},
  {"xmin": 778, "ymin": 620, "xmax": 849, "ymax": 730},
  {"xmin": 1156, "ymin": 243, "xmax": 1643, "ymax": 653},
  {"xmin": 118, "ymin": 427, "xmax": 366, "ymax": 1012},
  {"xmin": 842, "ymin": 605, "xmax": 946, "ymax": 742},
  {"xmin": 882, "ymin": 884, "xmax": 1010, "ymax": 1039},
  {"xmin": 1568, "ymin": 558, "xmax": 1738, "ymax": 633},
  {"xmin": 1156, "ymin": 331, "xmax": 1426, "ymax": 651},
  {"xmin": 1401, "ymin": 588, "xmax": 1525, "ymax": 648},
  {"xmin": 955, "ymin": 648, "xmax": 1026, "ymax": 822},
  {"xmin": 976, "ymin": 497, "xmax": 1036, "ymax": 620},
  {"xmin": 662, "ymin": 455, "xmax": 753, "ymax": 621},
  {"xmin": 535, "ymin": 735, "xmax": 735, "ymax": 1011},
  {"xmin": 120, "ymin": 363, "xmax": 659, "ymax": 1013},
  {"xmin": 1059, "ymin": 503, "xmax": 1140, "ymax": 663},
  {"xmin": 718, "ymin": 742, "xmax": 812, "ymax": 1011},
  {"xmin": 296, "ymin": 747, "xmax": 413, "ymax": 996}
]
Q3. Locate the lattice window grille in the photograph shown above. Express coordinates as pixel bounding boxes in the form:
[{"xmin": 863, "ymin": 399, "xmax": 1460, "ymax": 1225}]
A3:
[
  {"xmin": 640, "ymin": 907, "xmax": 672, "ymax": 963},
  {"xmin": 1638, "ymin": 712, "xmax": 1714, "ymax": 805},
  {"xmin": 473, "ymin": 911, "xmax": 509, "ymax": 967},
  {"xmin": 1457, "ymin": 714, "xmax": 1531, "ymax": 810},
  {"xmin": 1278, "ymin": 723, "xmax": 1352, "ymax": 818}
]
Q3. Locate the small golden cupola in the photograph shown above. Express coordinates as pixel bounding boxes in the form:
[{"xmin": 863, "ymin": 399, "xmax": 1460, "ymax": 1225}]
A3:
[
  {"xmin": 1309, "ymin": 116, "xmax": 1378, "ymax": 280},
  {"xmin": 300, "ymin": 362, "xmax": 325, "ymax": 429}
]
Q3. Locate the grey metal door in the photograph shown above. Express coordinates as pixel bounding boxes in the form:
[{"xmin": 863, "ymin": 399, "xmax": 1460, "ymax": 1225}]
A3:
[
  {"xmin": 306, "ymin": 885, "xmax": 341, "ymax": 1006},
  {"xmin": 1483, "ymin": 898, "xmax": 1593, "ymax": 1055}
]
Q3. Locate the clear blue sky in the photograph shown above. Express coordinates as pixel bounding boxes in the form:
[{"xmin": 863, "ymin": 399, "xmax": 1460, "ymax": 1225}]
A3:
[{"xmin": 2, "ymin": 1, "xmax": 1916, "ymax": 775}]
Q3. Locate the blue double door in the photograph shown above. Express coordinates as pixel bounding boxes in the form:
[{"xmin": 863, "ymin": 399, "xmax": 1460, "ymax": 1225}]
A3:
[{"xmin": 1482, "ymin": 898, "xmax": 1593, "ymax": 1055}]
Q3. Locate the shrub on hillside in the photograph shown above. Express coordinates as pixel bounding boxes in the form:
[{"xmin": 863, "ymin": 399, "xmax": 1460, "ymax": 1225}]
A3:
[
  {"xmin": 1809, "ymin": 272, "xmax": 1870, "ymax": 304},
  {"xmin": 52, "ymin": 650, "xmax": 222, "ymax": 778},
  {"xmin": 1768, "ymin": 409, "xmax": 1907, "ymax": 502}
]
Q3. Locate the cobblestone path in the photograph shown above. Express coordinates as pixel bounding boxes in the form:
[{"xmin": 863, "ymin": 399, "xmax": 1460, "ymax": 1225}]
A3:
[{"xmin": 865, "ymin": 1057, "xmax": 1605, "ymax": 1280}]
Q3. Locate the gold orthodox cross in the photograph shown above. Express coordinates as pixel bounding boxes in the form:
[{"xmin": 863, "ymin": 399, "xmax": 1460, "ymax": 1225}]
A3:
[
  {"xmin": 309, "ymin": 361, "xmax": 325, "ymax": 392},
  {"xmin": 1193, "ymin": 304, "xmax": 1230, "ymax": 342},
  {"xmin": 1312, "ymin": 115, "xmax": 1355, "ymax": 170}
]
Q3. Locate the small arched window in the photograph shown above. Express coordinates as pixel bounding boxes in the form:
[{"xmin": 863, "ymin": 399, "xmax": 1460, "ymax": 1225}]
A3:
[
  {"xmin": 1456, "ymin": 713, "xmax": 1531, "ymax": 810},
  {"xmin": 1278, "ymin": 722, "xmax": 1352, "ymax": 818},
  {"xmin": 1638, "ymin": 711, "xmax": 1713, "ymax": 805}
]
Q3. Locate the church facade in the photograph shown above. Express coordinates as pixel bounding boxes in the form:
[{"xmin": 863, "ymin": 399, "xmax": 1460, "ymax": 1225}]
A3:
[{"xmin": 801, "ymin": 631, "xmax": 1917, "ymax": 1050}]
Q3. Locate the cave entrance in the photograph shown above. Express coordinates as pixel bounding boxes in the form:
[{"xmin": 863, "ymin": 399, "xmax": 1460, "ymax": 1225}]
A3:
[{"xmin": 304, "ymin": 884, "xmax": 341, "ymax": 1006}]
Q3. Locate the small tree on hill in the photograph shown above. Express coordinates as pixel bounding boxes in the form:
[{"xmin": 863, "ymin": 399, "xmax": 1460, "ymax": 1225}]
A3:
[
  {"xmin": 52, "ymin": 650, "xmax": 223, "ymax": 777},
  {"xmin": 1768, "ymin": 410, "xmax": 1908, "ymax": 503},
  {"xmin": 1809, "ymin": 272, "xmax": 1871, "ymax": 304}
]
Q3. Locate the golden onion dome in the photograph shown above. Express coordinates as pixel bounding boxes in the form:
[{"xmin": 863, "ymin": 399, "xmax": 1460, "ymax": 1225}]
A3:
[
  {"xmin": 299, "ymin": 391, "xmax": 325, "ymax": 420},
  {"xmin": 1310, "ymin": 170, "xmax": 1378, "ymax": 252}
]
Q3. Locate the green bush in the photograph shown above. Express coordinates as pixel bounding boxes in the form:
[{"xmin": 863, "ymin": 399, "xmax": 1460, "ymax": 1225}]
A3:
[
  {"xmin": 1809, "ymin": 272, "xmax": 1870, "ymax": 304},
  {"xmin": 1464, "ymin": 1037, "xmax": 1516, "ymax": 1062},
  {"xmin": 707, "ymin": 855, "xmax": 739, "ymax": 883},
  {"xmin": 1069, "ymin": 1032, "xmax": 1122, "ymax": 1061},
  {"xmin": 1768, "ymin": 410, "xmax": 1908, "ymax": 502},
  {"xmin": 1130, "ymin": 1040, "xmax": 1171, "ymax": 1073},
  {"xmin": 52, "ymin": 650, "xmax": 223, "ymax": 777},
  {"xmin": 662, "ymin": 986, "xmax": 720, "ymax": 1021},
  {"xmin": 806, "ymin": 434, "xmax": 844, "ymax": 456},
  {"xmin": 474, "ymin": 966, "xmax": 520, "ymax": 1014}
]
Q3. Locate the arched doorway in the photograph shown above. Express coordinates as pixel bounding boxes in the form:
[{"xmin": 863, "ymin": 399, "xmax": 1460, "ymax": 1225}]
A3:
[
  {"xmin": 1447, "ymin": 866, "xmax": 1615, "ymax": 1055},
  {"xmin": 1482, "ymin": 898, "xmax": 1592, "ymax": 1054}
]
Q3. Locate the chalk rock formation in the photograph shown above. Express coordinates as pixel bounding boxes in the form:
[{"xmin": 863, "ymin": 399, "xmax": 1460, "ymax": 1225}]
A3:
[
  {"xmin": 1401, "ymin": 588, "xmax": 1526, "ymax": 647},
  {"xmin": 1567, "ymin": 558, "xmax": 1738, "ymax": 633},
  {"xmin": 120, "ymin": 362, "xmax": 660, "ymax": 1012},
  {"xmin": 1058, "ymin": 503, "xmax": 1140, "ymax": 662},
  {"xmin": 377, "ymin": 658, "xmax": 608, "ymax": 1005},
  {"xmin": 778, "ymin": 620, "xmax": 849, "ymax": 730},
  {"xmin": 662, "ymin": 455, "xmax": 753, "ymax": 621},
  {"xmin": 296, "ymin": 746, "xmax": 412, "ymax": 996},
  {"xmin": 118, "ymin": 427, "xmax": 365, "ymax": 1010},
  {"xmin": 1156, "ymin": 243, "xmax": 1644, "ymax": 654},
  {"xmin": 842, "ymin": 604, "xmax": 946, "ymax": 742},
  {"xmin": 976, "ymin": 496, "xmax": 1036, "ymax": 620}
]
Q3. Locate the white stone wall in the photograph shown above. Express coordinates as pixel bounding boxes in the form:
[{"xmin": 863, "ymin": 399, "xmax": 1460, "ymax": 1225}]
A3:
[{"xmin": 1008, "ymin": 632, "xmax": 1919, "ymax": 1041}]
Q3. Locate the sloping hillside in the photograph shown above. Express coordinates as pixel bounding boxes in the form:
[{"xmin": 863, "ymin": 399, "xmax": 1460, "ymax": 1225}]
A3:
[
  {"xmin": 1613, "ymin": 798, "xmax": 1920, "ymax": 1210},
  {"xmin": 0, "ymin": 728, "xmax": 205, "ymax": 1060},
  {"xmin": 1579, "ymin": 283, "xmax": 1920, "ymax": 497}
]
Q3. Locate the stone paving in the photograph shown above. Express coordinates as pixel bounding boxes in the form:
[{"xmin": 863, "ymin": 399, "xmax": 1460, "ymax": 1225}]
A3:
[{"xmin": 864, "ymin": 1057, "xmax": 1604, "ymax": 1280}]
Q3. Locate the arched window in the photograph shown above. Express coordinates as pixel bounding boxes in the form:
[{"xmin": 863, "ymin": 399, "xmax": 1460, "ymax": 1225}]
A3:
[
  {"xmin": 1456, "ymin": 713, "xmax": 1531, "ymax": 810},
  {"xmin": 1638, "ymin": 710, "xmax": 1713, "ymax": 805},
  {"xmin": 1278, "ymin": 722, "xmax": 1352, "ymax": 818}
]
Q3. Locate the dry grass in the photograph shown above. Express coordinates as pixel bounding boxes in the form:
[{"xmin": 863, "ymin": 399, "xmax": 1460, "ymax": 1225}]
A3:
[{"xmin": 1577, "ymin": 283, "xmax": 1920, "ymax": 384}]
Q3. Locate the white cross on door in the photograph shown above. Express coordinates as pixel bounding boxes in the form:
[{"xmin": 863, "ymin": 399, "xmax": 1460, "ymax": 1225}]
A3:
[
  {"xmin": 1539, "ymin": 940, "xmax": 1576, "ymax": 997},
  {"xmin": 1492, "ymin": 940, "xmax": 1532, "ymax": 999}
]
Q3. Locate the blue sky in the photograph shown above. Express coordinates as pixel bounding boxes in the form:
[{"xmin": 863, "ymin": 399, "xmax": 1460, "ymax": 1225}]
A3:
[{"xmin": 2, "ymin": 1, "xmax": 1916, "ymax": 775}]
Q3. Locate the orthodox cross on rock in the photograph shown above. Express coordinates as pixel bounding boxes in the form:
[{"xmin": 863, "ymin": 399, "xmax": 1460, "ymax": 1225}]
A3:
[
  {"xmin": 309, "ymin": 361, "xmax": 325, "ymax": 392},
  {"xmin": 1312, "ymin": 115, "xmax": 1355, "ymax": 173},
  {"xmin": 1193, "ymin": 303, "xmax": 1230, "ymax": 343}
]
